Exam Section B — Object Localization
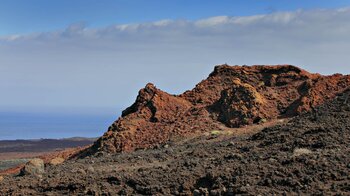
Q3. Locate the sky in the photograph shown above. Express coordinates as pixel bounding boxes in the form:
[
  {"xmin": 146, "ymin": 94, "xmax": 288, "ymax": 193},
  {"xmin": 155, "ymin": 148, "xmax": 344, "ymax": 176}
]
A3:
[
  {"xmin": 1, "ymin": 0, "xmax": 350, "ymax": 139},
  {"xmin": 2, "ymin": 0, "xmax": 350, "ymax": 36}
]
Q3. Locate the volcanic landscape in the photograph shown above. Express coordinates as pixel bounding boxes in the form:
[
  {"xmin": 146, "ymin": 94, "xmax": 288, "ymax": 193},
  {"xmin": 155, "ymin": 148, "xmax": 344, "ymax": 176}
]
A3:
[{"xmin": 1, "ymin": 65, "xmax": 350, "ymax": 195}]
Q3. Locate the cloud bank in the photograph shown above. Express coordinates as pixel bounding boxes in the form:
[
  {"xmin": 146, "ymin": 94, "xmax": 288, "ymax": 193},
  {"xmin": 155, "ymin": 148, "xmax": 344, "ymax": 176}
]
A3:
[{"xmin": 1, "ymin": 8, "xmax": 350, "ymax": 110}]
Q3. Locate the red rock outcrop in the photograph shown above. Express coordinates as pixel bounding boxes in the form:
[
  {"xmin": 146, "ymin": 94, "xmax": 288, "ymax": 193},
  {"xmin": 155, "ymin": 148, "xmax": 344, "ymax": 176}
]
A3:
[{"xmin": 81, "ymin": 65, "xmax": 350, "ymax": 155}]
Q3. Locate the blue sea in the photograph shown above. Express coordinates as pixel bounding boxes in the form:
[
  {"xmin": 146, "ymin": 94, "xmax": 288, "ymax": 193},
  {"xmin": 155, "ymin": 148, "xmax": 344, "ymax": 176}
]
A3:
[{"xmin": 0, "ymin": 110, "xmax": 121, "ymax": 140}]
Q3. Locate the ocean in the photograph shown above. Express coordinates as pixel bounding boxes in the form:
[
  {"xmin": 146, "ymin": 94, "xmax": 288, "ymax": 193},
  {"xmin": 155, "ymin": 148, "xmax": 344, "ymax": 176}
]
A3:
[{"xmin": 0, "ymin": 110, "xmax": 120, "ymax": 140}]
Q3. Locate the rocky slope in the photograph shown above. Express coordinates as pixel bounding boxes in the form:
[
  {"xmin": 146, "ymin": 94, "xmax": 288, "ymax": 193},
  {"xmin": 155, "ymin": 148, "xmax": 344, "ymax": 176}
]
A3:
[
  {"xmin": 82, "ymin": 65, "xmax": 350, "ymax": 155},
  {"xmin": 1, "ymin": 86, "xmax": 350, "ymax": 195}
]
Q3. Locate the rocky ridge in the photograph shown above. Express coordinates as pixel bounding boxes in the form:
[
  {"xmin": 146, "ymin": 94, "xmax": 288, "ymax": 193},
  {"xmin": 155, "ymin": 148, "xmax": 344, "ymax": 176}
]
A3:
[{"xmin": 82, "ymin": 65, "xmax": 350, "ymax": 155}]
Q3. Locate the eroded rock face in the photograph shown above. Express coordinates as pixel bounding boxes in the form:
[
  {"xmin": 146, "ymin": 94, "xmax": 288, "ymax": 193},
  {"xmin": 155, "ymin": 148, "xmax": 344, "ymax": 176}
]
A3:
[
  {"xmin": 81, "ymin": 65, "xmax": 350, "ymax": 155},
  {"xmin": 210, "ymin": 78, "xmax": 268, "ymax": 127},
  {"xmin": 87, "ymin": 83, "xmax": 195, "ymax": 153},
  {"xmin": 121, "ymin": 83, "xmax": 192, "ymax": 123}
]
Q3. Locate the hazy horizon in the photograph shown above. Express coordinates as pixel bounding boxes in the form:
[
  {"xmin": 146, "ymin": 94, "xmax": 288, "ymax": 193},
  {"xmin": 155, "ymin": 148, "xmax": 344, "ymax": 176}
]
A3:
[{"xmin": 0, "ymin": 109, "xmax": 122, "ymax": 140}]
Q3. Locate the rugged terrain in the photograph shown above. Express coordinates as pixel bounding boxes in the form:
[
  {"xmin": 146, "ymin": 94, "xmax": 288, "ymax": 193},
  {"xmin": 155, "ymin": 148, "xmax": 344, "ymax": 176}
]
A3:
[
  {"xmin": 0, "ymin": 83, "xmax": 350, "ymax": 195},
  {"xmin": 1, "ymin": 65, "xmax": 350, "ymax": 195},
  {"xmin": 82, "ymin": 65, "xmax": 350, "ymax": 155}
]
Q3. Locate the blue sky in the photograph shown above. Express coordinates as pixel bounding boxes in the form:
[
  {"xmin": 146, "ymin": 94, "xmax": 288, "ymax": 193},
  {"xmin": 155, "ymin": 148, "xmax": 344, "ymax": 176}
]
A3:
[
  {"xmin": 1, "ymin": 0, "xmax": 350, "ymax": 35},
  {"xmin": 1, "ymin": 1, "xmax": 350, "ymax": 139}
]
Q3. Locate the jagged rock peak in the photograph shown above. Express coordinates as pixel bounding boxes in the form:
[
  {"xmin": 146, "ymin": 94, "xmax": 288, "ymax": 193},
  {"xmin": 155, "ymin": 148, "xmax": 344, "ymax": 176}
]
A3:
[
  {"xmin": 144, "ymin": 82, "xmax": 157, "ymax": 92},
  {"xmin": 121, "ymin": 83, "xmax": 160, "ymax": 117}
]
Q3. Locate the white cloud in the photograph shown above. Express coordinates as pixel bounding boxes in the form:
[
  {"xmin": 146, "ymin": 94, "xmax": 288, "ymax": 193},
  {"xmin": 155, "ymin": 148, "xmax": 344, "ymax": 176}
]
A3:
[
  {"xmin": 1, "ymin": 8, "xmax": 350, "ymax": 110},
  {"xmin": 195, "ymin": 16, "xmax": 230, "ymax": 26}
]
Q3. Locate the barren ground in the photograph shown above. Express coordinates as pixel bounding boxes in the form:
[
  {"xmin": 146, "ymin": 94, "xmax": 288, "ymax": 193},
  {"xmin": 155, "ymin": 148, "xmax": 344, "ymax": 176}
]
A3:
[{"xmin": 1, "ymin": 89, "xmax": 349, "ymax": 195}]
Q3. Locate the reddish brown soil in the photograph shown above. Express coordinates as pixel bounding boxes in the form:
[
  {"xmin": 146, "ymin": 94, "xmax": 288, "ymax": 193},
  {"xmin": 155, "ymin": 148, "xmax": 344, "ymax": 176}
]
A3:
[
  {"xmin": 82, "ymin": 65, "xmax": 350, "ymax": 155},
  {"xmin": 0, "ymin": 152, "xmax": 50, "ymax": 161},
  {"xmin": 0, "ymin": 164, "xmax": 24, "ymax": 176},
  {"xmin": 37, "ymin": 146, "xmax": 90, "ymax": 163}
]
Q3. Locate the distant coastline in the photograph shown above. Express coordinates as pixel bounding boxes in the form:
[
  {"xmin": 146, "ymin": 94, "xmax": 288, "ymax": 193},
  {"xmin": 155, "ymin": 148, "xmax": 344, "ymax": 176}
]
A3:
[
  {"xmin": 0, "ymin": 110, "xmax": 121, "ymax": 140},
  {"xmin": 0, "ymin": 137, "xmax": 96, "ymax": 171}
]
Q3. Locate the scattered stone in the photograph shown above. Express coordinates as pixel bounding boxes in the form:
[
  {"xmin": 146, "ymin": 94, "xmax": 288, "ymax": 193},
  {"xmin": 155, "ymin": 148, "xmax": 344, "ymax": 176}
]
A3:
[
  {"xmin": 258, "ymin": 118, "xmax": 267, "ymax": 124},
  {"xmin": 210, "ymin": 189, "xmax": 221, "ymax": 196},
  {"xmin": 77, "ymin": 168, "xmax": 86, "ymax": 175},
  {"xmin": 96, "ymin": 152, "xmax": 105, "ymax": 157},
  {"xmin": 293, "ymin": 148, "xmax": 312, "ymax": 157},
  {"xmin": 49, "ymin": 157, "xmax": 65, "ymax": 166},
  {"xmin": 193, "ymin": 189, "xmax": 201, "ymax": 196},
  {"xmin": 224, "ymin": 153, "xmax": 243, "ymax": 160},
  {"xmin": 87, "ymin": 165, "xmax": 95, "ymax": 173},
  {"xmin": 198, "ymin": 187, "xmax": 209, "ymax": 195},
  {"xmin": 211, "ymin": 130, "xmax": 221, "ymax": 136},
  {"xmin": 0, "ymin": 176, "xmax": 4, "ymax": 182},
  {"xmin": 20, "ymin": 158, "xmax": 45, "ymax": 177}
]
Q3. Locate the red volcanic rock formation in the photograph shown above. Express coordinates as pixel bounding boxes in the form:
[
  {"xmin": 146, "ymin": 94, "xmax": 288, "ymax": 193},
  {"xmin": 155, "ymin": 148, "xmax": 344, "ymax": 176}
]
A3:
[
  {"xmin": 82, "ymin": 65, "xmax": 350, "ymax": 155},
  {"xmin": 87, "ymin": 83, "xmax": 219, "ymax": 154}
]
